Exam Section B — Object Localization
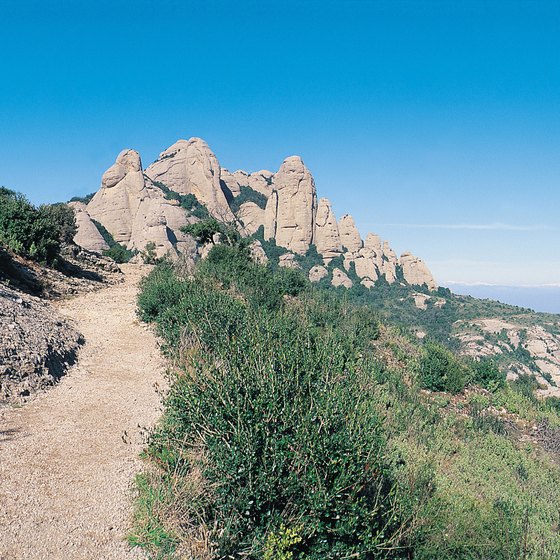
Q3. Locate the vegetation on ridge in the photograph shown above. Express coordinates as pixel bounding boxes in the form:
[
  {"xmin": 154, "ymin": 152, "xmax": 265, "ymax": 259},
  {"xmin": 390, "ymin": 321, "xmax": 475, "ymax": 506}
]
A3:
[{"xmin": 132, "ymin": 239, "xmax": 560, "ymax": 559}]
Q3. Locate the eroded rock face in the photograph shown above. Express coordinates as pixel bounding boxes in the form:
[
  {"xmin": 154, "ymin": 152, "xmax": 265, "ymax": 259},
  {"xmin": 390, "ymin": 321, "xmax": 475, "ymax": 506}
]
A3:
[
  {"xmin": 128, "ymin": 185, "xmax": 197, "ymax": 259},
  {"xmin": 309, "ymin": 265, "xmax": 328, "ymax": 283},
  {"xmin": 87, "ymin": 149, "xmax": 147, "ymax": 244},
  {"xmin": 332, "ymin": 267, "xmax": 353, "ymax": 288},
  {"xmin": 87, "ymin": 151, "xmax": 196, "ymax": 258},
  {"xmin": 237, "ymin": 202, "xmax": 266, "ymax": 236},
  {"xmin": 381, "ymin": 241, "xmax": 398, "ymax": 284},
  {"xmin": 338, "ymin": 215, "xmax": 362, "ymax": 253},
  {"xmin": 400, "ymin": 252, "xmax": 438, "ymax": 290},
  {"xmin": 248, "ymin": 170, "xmax": 274, "ymax": 197},
  {"xmin": 267, "ymin": 156, "xmax": 317, "ymax": 255},
  {"xmin": 264, "ymin": 190, "xmax": 278, "ymax": 240},
  {"xmin": 314, "ymin": 198, "xmax": 342, "ymax": 263},
  {"xmin": 145, "ymin": 138, "xmax": 233, "ymax": 219},
  {"xmin": 69, "ymin": 202, "xmax": 109, "ymax": 253}
]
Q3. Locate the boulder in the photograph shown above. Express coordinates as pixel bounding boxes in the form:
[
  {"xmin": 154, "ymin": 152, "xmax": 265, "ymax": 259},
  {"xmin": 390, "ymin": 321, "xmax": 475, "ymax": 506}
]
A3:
[
  {"xmin": 331, "ymin": 267, "xmax": 353, "ymax": 288},
  {"xmin": 69, "ymin": 202, "xmax": 109, "ymax": 253},
  {"xmin": 400, "ymin": 252, "xmax": 438, "ymax": 290},
  {"xmin": 145, "ymin": 138, "xmax": 233, "ymax": 220},
  {"xmin": 314, "ymin": 198, "xmax": 342, "ymax": 262},
  {"xmin": 361, "ymin": 278, "xmax": 376, "ymax": 289},
  {"xmin": 309, "ymin": 265, "xmax": 328, "ymax": 283}
]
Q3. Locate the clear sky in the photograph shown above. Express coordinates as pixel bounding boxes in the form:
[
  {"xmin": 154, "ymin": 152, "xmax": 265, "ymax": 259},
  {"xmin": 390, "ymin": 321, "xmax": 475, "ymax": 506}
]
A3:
[{"xmin": 1, "ymin": 0, "xmax": 559, "ymax": 286}]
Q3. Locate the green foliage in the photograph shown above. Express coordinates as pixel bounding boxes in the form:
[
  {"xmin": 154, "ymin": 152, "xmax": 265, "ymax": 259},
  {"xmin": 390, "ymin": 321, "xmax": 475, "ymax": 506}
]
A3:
[
  {"xmin": 142, "ymin": 241, "xmax": 158, "ymax": 265},
  {"xmin": 263, "ymin": 524, "xmax": 303, "ymax": 560},
  {"xmin": 134, "ymin": 242, "xmax": 560, "ymax": 559},
  {"xmin": 418, "ymin": 341, "xmax": 468, "ymax": 393},
  {"xmin": 137, "ymin": 247, "xmax": 412, "ymax": 558},
  {"xmin": 68, "ymin": 192, "xmax": 95, "ymax": 204},
  {"xmin": 40, "ymin": 202, "xmax": 77, "ymax": 244},
  {"xmin": 230, "ymin": 185, "xmax": 268, "ymax": 214},
  {"xmin": 470, "ymin": 358, "xmax": 506, "ymax": 391},
  {"xmin": 91, "ymin": 219, "xmax": 135, "ymax": 263},
  {"xmin": 182, "ymin": 218, "xmax": 240, "ymax": 247},
  {"xmin": 0, "ymin": 187, "xmax": 76, "ymax": 265}
]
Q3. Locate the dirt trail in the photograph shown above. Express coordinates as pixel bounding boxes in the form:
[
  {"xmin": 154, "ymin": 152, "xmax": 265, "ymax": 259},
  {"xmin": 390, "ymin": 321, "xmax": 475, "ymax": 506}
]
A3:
[{"xmin": 0, "ymin": 265, "xmax": 164, "ymax": 559}]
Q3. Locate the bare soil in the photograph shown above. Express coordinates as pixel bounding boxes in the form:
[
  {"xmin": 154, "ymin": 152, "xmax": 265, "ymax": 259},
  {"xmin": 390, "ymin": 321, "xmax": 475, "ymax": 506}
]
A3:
[{"xmin": 0, "ymin": 265, "xmax": 164, "ymax": 559}]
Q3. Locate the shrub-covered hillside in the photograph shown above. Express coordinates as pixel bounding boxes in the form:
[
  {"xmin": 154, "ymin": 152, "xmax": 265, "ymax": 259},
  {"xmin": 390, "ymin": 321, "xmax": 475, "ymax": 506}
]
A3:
[{"xmin": 132, "ymin": 241, "xmax": 560, "ymax": 559}]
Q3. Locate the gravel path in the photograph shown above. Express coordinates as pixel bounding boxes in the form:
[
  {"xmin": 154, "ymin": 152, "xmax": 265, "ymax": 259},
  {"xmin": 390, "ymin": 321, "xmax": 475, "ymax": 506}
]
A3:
[{"xmin": 0, "ymin": 265, "xmax": 164, "ymax": 559}]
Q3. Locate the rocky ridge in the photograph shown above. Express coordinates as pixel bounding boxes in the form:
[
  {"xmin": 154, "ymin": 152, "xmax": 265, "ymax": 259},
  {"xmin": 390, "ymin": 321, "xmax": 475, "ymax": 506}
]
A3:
[{"xmin": 73, "ymin": 137, "xmax": 438, "ymax": 290}]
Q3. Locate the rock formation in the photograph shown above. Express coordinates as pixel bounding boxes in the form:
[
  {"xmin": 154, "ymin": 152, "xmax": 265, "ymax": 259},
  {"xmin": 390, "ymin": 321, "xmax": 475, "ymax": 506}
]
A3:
[
  {"xmin": 338, "ymin": 215, "xmax": 362, "ymax": 253},
  {"xmin": 400, "ymin": 252, "xmax": 437, "ymax": 290},
  {"xmin": 76, "ymin": 136, "xmax": 438, "ymax": 290},
  {"xmin": 265, "ymin": 156, "xmax": 317, "ymax": 255},
  {"xmin": 237, "ymin": 202, "xmax": 266, "ymax": 236},
  {"xmin": 87, "ymin": 149, "xmax": 147, "ymax": 244},
  {"xmin": 314, "ymin": 198, "xmax": 342, "ymax": 263},
  {"xmin": 278, "ymin": 253, "xmax": 301, "ymax": 269},
  {"xmin": 84, "ymin": 151, "xmax": 196, "ymax": 259},
  {"xmin": 332, "ymin": 267, "xmax": 353, "ymax": 288},
  {"xmin": 69, "ymin": 202, "xmax": 109, "ymax": 253},
  {"xmin": 145, "ymin": 138, "xmax": 233, "ymax": 220},
  {"xmin": 309, "ymin": 265, "xmax": 328, "ymax": 283}
]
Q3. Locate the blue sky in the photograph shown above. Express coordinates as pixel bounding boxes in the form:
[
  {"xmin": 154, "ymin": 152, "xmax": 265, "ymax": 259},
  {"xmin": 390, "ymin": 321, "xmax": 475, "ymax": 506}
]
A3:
[{"xmin": 1, "ymin": 0, "xmax": 559, "ymax": 286}]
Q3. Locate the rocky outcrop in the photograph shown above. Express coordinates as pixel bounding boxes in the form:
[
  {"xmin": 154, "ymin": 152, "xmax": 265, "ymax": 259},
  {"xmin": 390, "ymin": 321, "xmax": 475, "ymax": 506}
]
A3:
[
  {"xmin": 69, "ymin": 202, "xmax": 109, "ymax": 253},
  {"xmin": 145, "ymin": 138, "xmax": 233, "ymax": 219},
  {"xmin": 249, "ymin": 240, "xmax": 268, "ymax": 265},
  {"xmin": 381, "ymin": 241, "xmax": 398, "ymax": 284},
  {"xmin": 314, "ymin": 198, "xmax": 342, "ymax": 263},
  {"xmin": 400, "ymin": 252, "xmax": 438, "ymax": 290},
  {"xmin": 128, "ymin": 187, "xmax": 197, "ymax": 259},
  {"xmin": 238, "ymin": 202, "xmax": 266, "ymax": 236},
  {"xmin": 247, "ymin": 170, "xmax": 274, "ymax": 197},
  {"xmin": 78, "ymin": 137, "xmax": 437, "ymax": 290},
  {"xmin": 338, "ymin": 215, "xmax": 362, "ymax": 253},
  {"xmin": 87, "ymin": 149, "xmax": 147, "ymax": 244},
  {"xmin": 87, "ymin": 151, "xmax": 196, "ymax": 259},
  {"xmin": 265, "ymin": 156, "xmax": 317, "ymax": 255},
  {"xmin": 332, "ymin": 267, "xmax": 353, "ymax": 288},
  {"xmin": 309, "ymin": 265, "xmax": 328, "ymax": 283}
]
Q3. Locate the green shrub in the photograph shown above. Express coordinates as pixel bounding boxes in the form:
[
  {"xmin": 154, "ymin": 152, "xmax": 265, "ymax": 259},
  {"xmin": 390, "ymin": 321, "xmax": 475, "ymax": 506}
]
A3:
[
  {"xmin": 470, "ymin": 358, "xmax": 506, "ymax": 391},
  {"xmin": 418, "ymin": 341, "xmax": 468, "ymax": 393},
  {"xmin": 0, "ymin": 187, "xmax": 76, "ymax": 265},
  {"xmin": 230, "ymin": 185, "xmax": 268, "ymax": 214}
]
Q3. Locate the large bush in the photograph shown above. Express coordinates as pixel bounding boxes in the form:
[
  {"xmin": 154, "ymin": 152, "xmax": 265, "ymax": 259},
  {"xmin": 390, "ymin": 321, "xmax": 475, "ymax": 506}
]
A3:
[{"xmin": 0, "ymin": 187, "xmax": 76, "ymax": 265}]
